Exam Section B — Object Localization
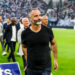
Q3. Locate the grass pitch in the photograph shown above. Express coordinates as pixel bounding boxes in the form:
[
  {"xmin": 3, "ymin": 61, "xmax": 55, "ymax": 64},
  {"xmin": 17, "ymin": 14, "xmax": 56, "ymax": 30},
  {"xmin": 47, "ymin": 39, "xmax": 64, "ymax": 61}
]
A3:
[
  {"xmin": 0, "ymin": 28, "xmax": 75, "ymax": 75},
  {"xmin": 52, "ymin": 29, "xmax": 75, "ymax": 75}
]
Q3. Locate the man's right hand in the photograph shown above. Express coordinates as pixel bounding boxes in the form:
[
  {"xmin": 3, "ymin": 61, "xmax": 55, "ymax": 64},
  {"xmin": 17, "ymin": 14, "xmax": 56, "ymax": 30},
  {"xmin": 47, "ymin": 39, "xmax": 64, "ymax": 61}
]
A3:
[
  {"xmin": 54, "ymin": 59, "xmax": 58, "ymax": 71},
  {"xmin": 24, "ymin": 66, "xmax": 27, "ymax": 71},
  {"xmin": 2, "ymin": 40, "xmax": 4, "ymax": 44}
]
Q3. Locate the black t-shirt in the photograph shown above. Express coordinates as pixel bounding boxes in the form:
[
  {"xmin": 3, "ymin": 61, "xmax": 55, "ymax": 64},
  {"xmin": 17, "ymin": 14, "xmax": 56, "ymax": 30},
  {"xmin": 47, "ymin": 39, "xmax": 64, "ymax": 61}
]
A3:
[{"xmin": 21, "ymin": 25, "xmax": 54, "ymax": 70}]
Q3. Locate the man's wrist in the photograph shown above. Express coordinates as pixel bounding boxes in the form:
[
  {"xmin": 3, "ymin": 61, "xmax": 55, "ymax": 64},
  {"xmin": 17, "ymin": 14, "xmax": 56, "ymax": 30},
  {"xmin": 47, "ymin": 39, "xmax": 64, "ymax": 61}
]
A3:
[{"xmin": 54, "ymin": 58, "xmax": 57, "ymax": 61}]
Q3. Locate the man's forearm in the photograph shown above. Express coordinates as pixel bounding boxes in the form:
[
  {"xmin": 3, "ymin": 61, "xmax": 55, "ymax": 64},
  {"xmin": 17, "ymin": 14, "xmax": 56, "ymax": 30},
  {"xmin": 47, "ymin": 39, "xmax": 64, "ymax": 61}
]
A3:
[
  {"xmin": 52, "ymin": 43, "xmax": 57, "ymax": 60},
  {"xmin": 51, "ymin": 39, "xmax": 57, "ymax": 60},
  {"xmin": 22, "ymin": 44, "xmax": 27, "ymax": 63},
  {"xmin": 24, "ymin": 48, "xmax": 27, "ymax": 63},
  {"xmin": 51, "ymin": 39, "xmax": 58, "ymax": 71}
]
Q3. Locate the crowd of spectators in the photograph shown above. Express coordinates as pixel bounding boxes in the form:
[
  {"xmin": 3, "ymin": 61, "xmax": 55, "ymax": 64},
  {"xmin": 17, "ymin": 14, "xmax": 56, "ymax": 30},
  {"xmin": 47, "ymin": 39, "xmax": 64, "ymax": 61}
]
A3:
[
  {"xmin": 0, "ymin": 0, "xmax": 48, "ymax": 20},
  {"xmin": 47, "ymin": 1, "xmax": 75, "ymax": 26},
  {"xmin": 0, "ymin": 0, "xmax": 75, "ymax": 26}
]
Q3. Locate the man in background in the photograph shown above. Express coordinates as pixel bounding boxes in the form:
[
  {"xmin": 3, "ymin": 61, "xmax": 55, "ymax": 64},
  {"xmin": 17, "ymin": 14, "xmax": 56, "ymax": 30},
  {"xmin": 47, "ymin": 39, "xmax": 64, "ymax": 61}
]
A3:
[
  {"xmin": 4, "ymin": 17, "xmax": 19, "ymax": 62},
  {"xmin": 42, "ymin": 15, "xmax": 48, "ymax": 26},
  {"xmin": 0, "ymin": 16, "xmax": 6, "ymax": 55},
  {"xmin": 3, "ymin": 17, "xmax": 11, "ymax": 53},
  {"xmin": 17, "ymin": 17, "xmax": 29, "ymax": 75}
]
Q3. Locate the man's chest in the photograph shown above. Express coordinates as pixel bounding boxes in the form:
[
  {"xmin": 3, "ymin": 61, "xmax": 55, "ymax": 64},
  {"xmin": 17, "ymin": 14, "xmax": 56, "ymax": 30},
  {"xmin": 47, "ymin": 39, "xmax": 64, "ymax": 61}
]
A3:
[{"xmin": 26, "ymin": 31, "xmax": 50, "ymax": 46}]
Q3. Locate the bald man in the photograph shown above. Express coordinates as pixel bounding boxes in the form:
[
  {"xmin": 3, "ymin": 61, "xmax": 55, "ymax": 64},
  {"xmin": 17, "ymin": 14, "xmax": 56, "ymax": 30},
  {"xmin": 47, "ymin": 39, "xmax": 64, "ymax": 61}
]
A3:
[
  {"xmin": 21, "ymin": 9, "xmax": 58, "ymax": 75},
  {"xmin": 42, "ymin": 15, "xmax": 48, "ymax": 26},
  {"xmin": 17, "ymin": 17, "xmax": 29, "ymax": 75}
]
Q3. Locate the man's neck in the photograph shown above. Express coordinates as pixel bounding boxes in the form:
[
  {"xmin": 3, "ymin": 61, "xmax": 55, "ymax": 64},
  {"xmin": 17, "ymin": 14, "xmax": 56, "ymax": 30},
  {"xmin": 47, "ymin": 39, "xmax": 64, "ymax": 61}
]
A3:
[
  {"xmin": 43, "ymin": 23, "xmax": 47, "ymax": 26},
  {"xmin": 30, "ymin": 24, "xmax": 41, "ymax": 33},
  {"xmin": 24, "ymin": 26, "xmax": 28, "ymax": 29},
  {"xmin": 7, "ymin": 22, "xmax": 10, "ymax": 24},
  {"xmin": 12, "ymin": 25, "xmax": 15, "ymax": 26}
]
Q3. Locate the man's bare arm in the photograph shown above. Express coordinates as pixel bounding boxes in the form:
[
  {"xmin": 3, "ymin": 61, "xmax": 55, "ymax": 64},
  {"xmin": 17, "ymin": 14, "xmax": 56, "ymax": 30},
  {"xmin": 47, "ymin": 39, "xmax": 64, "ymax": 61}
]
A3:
[
  {"xmin": 22, "ymin": 44, "xmax": 27, "ymax": 63},
  {"xmin": 51, "ymin": 38, "xmax": 58, "ymax": 71}
]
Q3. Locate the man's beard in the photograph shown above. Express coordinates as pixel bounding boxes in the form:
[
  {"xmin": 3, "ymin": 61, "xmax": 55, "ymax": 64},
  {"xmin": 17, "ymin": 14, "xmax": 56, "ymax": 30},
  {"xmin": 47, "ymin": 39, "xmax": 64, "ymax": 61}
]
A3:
[{"xmin": 32, "ymin": 19, "xmax": 42, "ymax": 25}]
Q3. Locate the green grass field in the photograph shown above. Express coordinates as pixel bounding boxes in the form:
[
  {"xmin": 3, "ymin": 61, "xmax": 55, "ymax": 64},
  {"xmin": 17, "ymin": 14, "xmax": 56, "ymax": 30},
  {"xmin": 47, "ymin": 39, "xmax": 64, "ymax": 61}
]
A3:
[{"xmin": 0, "ymin": 28, "xmax": 75, "ymax": 75}]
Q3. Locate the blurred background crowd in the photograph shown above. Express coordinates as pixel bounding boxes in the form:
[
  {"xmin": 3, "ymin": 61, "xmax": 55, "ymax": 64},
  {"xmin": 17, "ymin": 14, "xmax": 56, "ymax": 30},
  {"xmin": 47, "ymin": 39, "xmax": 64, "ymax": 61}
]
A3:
[{"xmin": 0, "ymin": 0, "xmax": 75, "ymax": 26}]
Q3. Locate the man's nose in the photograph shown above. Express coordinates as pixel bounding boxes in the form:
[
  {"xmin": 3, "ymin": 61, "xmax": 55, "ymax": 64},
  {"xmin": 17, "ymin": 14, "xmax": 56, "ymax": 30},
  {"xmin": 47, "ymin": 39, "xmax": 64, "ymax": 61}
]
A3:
[{"xmin": 38, "ymin": 17, "xmax": 41, "ymax": 20}]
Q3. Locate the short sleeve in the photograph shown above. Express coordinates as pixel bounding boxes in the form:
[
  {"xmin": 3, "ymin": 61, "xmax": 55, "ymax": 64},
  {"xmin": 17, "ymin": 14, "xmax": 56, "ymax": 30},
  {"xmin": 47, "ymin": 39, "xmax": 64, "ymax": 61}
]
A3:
[
  {"xmin": 21, "ymin": 30, "xmax": 27, "ymax": 45},
  {"xmin": 47, "ymin": 28, "xmax": 54, "ymax": 42}
]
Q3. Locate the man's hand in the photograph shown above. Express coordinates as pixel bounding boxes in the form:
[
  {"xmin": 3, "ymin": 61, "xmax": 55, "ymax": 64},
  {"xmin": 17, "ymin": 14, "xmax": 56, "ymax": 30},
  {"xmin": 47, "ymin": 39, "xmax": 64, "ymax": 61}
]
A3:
[
  {"xmin": 54, "ymin": 59, "xmax": 58, "ymax": 71},
  {"xmin": 24, "ymin": 66, "xmax": 27, "ymax": 71},
  {"xmin": 2, "ymin": 40, "xmax": 4, "ymax": 44}
]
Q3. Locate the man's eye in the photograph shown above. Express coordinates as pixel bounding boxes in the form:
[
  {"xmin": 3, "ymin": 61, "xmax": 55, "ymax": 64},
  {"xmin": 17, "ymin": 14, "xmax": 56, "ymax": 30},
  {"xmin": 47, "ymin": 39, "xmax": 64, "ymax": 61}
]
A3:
[
  {"xmin": 39, "ymin": 14, "xmax": 41, "ymax": 16},
  {"xmin": 34, "ymin": 15, "xmax": 38, "ymax": 17}
]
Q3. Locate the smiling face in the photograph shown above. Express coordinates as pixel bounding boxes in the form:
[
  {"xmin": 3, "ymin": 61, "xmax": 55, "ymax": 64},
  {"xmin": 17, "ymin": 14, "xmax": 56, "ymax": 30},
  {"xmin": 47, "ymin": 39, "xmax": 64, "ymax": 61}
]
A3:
[{"xmin": 29, "ymin": 9, "xmax": 42, "ymax": 25}]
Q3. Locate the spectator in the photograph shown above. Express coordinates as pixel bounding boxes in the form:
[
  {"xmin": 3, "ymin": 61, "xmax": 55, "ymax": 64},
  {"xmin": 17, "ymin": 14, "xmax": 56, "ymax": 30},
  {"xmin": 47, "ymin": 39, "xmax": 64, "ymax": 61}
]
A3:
[
  {"xmin": 42, "ymin": 15, "xmax": 48, "ymax": 26},
  {"xmin": 0, "ymin": 16, "xmax": 6, "ymax": 55},
  {"xmin": 4, "ymin": 17, "xmax": 19, "ymax": 62},
  {"xmin": 3, "ymin": 17, "xmax": 11, "ymax": 52},
  {"xmin": 17, "ymin": 17, "xmax": 29, "ymax": 75}
]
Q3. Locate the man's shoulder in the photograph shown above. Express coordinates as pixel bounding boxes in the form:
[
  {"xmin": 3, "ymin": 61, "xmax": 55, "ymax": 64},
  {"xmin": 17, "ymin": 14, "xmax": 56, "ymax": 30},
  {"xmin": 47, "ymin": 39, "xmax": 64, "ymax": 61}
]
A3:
[
  {"xmin": 22, "ymin": 27, "xmax": 30, "ymax": 35},
  {"xmin": 23, "ymin": 27, "xmax": 29, "ymax": 32},
  {"xmin": 7, "ymin": 24, "xmax": 11, "ymax": 28},
  {"xmin": 19, "ymin": 28, "xmax": 24, "ymax": 31},
  {"xmin": 3, "ymin": 23, "xmax": 7, "ymax": 25},
  {"xmin": 18, "ymin": 28, "xmax": 24, "ymax": 34},
  {"xmin": 42, "ymin": 25, "xmax": 52, "ymax": 31}
]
